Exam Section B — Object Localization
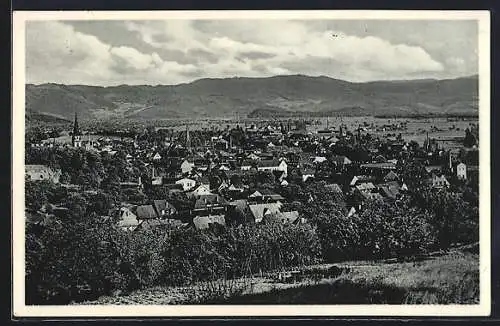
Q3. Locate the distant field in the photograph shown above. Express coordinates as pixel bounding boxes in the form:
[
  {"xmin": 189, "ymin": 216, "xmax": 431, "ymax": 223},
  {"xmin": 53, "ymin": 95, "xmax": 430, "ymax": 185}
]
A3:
[{"xmin": 79, "ymin": 248, "xmax": 479, "ymax": 305}]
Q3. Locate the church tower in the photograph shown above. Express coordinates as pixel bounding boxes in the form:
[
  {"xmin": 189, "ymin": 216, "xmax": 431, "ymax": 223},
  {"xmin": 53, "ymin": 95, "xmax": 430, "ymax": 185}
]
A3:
[
  {"xmin": 185, "ymin": 124, "xmax": 191, "ymax": 153},
  {"xmin": 72, "ymin": 112, "xmax": 82, "ymax": 147}
]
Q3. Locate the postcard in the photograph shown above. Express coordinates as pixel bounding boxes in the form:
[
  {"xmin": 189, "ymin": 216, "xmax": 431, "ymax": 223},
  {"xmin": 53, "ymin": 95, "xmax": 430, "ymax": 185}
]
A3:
[{"xmin": 12, "ymin": 10, "xmax": 491, "ymax": 317}]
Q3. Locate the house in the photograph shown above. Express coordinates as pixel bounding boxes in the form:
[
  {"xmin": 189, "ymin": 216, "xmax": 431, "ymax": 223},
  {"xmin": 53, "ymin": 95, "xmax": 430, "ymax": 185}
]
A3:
[
  {"xmin": 379, "ymin": 185, "xmax": 401, "ymax": 200},
  {"xmin": 152, "ymin": 199, "xmax": 177, "ymax": 218},
  {"xmin": 136, "ymin": 218, "xmax": 188, "ymax": 230},
  {"xmin": 262, "ymin": 210, "xmax": 300, "ymax": 225},
  {"xmin": 193, "ymin": 194, "xmax": 228, "ymax": 214},
  {"xmin": 466, "ymin": 165, "xmax": 479, "ymax": 182},
  {"xmin": 175, "ymin": 178, "xmax": 196, "ymax": 191},
  {"xmin": 214, "ymin": 138, "xmax": 229, "ymax": 150},
  {"xmin": 313, "ymin": 156, "xmax": 328, "ymax": 164},
  {"xmin": 119, "ymin": 176, "xmax": 143, "ymax": 190},
  {"xmin": 457, "ymin": 163, "xmax": 467, "ymax": 180},
  {"xmin": 181, "ymin": 159, "xmax": 195, "ymax": 174},
  {"xmin": 301, "ymin": 167, "xmax": 315, "ymax": 182},
  {"xmin": 248, "ymin": 202, "xmax": 283, "ymax": 223},
  {"xmin": 427, "ymin": 174, "xmax": 450, "ymax": 189},
  {"xmin": 357, "ymin": 189, "xmax": 383, "ymax": 201},
  {"xmin": 116, "ymin": 205, "xmax": 140, "ymax": 230},
  {"xmin": 360, "ymin": 162, "xmax": 397, "ymax": 172},
  {"xmin": 325, "ymin": 183, "xmax": 343, "ymax": 194},
  {"xmin": 151, "ymin": 176, "xmax": 163, "ymax": 186},
  {"xmin": 350, "ymin": 175, "xmax": 376, "ymax": 187},
  {"xmin": 240, "ymin": 160, "xmax": 255, "ymax": 171},
  {"xmin": 193, "ymin": 215, "xmax": 226, "ymax": 230},
  {"xmin": 325, "ymin": 183, "xmax": 345, "ymax": 202},
  {"xmin": 25, "ymin": 165, "xmax": 62, "ymax": 183},
  {"xmin": 424, "ymin": 165, "xmax": 443, "ymax": 175},
  {"xmin": 218, "ymin": 164, "xmax": 231, "ymax": 171},
  {"xmin": 247, "ymin": 153, "xmax": 260, "ymax": 161},
  {"xmin": 248, "ymin": 189, "xmax": 284, "ymax": 202},
  {"xmin": 355, "ymin": 182, "xmax": 376, "ymax": 192},
  {"xmin": 257, "ymin": 159, "xmax": 288, "ymax": 175},
  {"xmin": 135, "ymin": 204, "xmax": 158, "ymax": 220},
  {"xmin": 163, "ymin": 183, "xmax": 184, "ymax": 193},
  {"xmin": 217, "ymin": 179, "xmax": 230, "ymax": 192},
  {"xmin": 189, "ymin": 184, "xmax": 212, "ymax": 197},
  {"xmin": 373, "ymin": 154, "xmax": 387, "ymax": 163},
  {"xmin": 383, "ymin": 171, "xmax": 399, "ymax": 182},
  {"xmin": 330, "ymin": 155, "xmax": 352, "ymax": 166},
  {"xmin": 153, "ymin": 152, "xmax": 162, "ymax": 161}
]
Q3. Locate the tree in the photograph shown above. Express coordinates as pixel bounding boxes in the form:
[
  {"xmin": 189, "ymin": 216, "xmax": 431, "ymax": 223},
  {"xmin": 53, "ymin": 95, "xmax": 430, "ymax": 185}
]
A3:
[
  {"xmin": 25, "ymin": 180, "xmax": 54, "ymax": 211},
  {"xmin": 463, "ymin": 128, "xmax": 477, "ymax": 148},
  {"xmin": 416, "ymin": 188, "xmax": 479, "ymax": 248}
]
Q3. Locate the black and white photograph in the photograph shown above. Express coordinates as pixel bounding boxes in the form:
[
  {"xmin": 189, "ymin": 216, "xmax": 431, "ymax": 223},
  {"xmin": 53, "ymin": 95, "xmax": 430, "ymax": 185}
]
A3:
[{"xmin": 12, "ymin": 10, "xmax": 491, "ymax": 317}]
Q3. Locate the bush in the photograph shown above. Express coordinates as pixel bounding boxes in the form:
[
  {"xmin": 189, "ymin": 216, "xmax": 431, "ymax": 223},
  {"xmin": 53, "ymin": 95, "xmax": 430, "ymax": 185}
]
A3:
[
  {"xmin": 26, "ymin": 211, "xmax": 321, "ymax": 304},
  {"xmin": 301, "ymin": 197, "xmax": 436, "ymax": 262}
]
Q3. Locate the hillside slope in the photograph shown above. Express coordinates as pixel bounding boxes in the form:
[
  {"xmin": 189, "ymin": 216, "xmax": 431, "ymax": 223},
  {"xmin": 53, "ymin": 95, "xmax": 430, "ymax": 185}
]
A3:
[{"xmin": 26, "ymin": 75, "xmax": 478, "ymax": 120}]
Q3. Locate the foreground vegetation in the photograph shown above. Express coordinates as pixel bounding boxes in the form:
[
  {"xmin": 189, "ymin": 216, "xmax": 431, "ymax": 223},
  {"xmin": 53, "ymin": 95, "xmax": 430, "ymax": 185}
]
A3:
[
  {"xmin": 79, "ymin": 248, "xmax": 479, "ymax": 305},
  {"xmin": 26, "ymin": 177, "xmax": 478, "ymax": 305},
  {"xmin": 25, "ymin": 123, "xmax": 479, "ymax": 305}
]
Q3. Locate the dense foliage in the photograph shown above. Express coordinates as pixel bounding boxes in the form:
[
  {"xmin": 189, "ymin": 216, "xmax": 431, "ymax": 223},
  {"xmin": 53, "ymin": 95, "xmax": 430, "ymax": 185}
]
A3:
[{"xmin": 26, "ymin": 188, "xmax": 320, "ymax": 304}]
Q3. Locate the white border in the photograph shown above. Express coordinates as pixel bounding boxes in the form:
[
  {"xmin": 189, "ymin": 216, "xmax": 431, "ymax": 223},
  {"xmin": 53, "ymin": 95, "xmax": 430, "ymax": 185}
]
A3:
[{"xmin": 12, "ymin": 10, "xmax": 491, "ymax": 317}]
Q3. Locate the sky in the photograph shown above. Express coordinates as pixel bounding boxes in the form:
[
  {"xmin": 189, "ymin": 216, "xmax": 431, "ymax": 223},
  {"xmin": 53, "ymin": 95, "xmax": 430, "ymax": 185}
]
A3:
[{"xmin": 25, "ymin": 19, "xmax": 479, "ymax": 86}]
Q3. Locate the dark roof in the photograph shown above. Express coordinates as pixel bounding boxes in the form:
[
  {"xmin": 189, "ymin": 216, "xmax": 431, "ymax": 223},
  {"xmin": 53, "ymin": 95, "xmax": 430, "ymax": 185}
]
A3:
[
  {"xmin": 325, "ymin": 183, "xmax": 343, "ymax": 193},
  {"xmin": 241, "ymin": 159, "xmax": 256, "ymax": 167},
  {"xmin": 380, "ymin": 186, "xmax": 399, "ymax": 199},
  {"xmin": 135, "ymin": 205, "xmax": 158, "ymax": 219},
  {"xmin": 467, "ymin": 165, "xmax": 479, "ymax": 171},
  {"xmin": 194, "ymin": 194, "xmax": 228, "ymax": 209},
  {"xmin": 384, "ymin": 171, "xmax": 399, "ymax": 181},
  {"xmin": 330, "ymin": 156, "xmax": 352, "ymax": 164},
  {"xmin": 153, "ymin": 200, "xmax": 177, "ymax": 216},
  {"xmin": 360, "ymin": 162, "xmax": 396, "ymax": 170},
  {"xmin": 164, "ymin": 183, "xmax": 184, "ymax": 190},
  {"xmin": 258, "ymin": 159, "xmax": 283, "ymax": 168},
  {"xmin": 248, "ymin": 202, "xmax": 283, "ymax": 222}
]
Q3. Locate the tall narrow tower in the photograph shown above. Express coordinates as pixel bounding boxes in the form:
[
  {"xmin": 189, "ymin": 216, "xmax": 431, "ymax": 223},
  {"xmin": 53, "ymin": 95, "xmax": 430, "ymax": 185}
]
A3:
[
  {"xmin": 72, "ymin": 112, "xmax": 82, "ymax": 147},
  {"xmin": 448, "ymin": 151, "xmax": 453, "ymax": 171},
  {"xmin": 186, "ymin": 124, "xmax": 191, "ymax": 153}
]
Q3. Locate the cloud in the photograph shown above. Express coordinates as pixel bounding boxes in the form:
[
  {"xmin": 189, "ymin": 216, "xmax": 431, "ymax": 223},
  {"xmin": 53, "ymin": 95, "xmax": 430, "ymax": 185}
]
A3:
[
  {"xmin": 26, "ymin": 19, "xmax": 476, "ymax": 86},
  {"xmin": 123, "ymin": 20, "xmax": 445, "ymax": 82},
  {"xmin": 110, "ymin": 46, "xmax": 162, "ymax": 71},
  {"xmin": 446, "ymin": 57, "xmax": 466, "ymax": 71},
  {"xmin": 26, "ymin": 21, "xmax": 204, "ymax": 85},
  {"xmin": 26, "ymin": 21, "xmax": 114, "ymax": 83}
]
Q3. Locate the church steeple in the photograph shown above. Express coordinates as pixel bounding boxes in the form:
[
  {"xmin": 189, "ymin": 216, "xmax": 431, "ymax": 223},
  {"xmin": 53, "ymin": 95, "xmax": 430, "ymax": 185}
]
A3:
[
  {"xmin": 185, "ymin": 124, "xmax": 191, "ymax": 153},
  {"xmin": 72, "ymin": 112, "xmax": 82, "ymax": 147},
  {"xmin": 73, "ymin": 112, "xmax": 80, "ymax": 135}
]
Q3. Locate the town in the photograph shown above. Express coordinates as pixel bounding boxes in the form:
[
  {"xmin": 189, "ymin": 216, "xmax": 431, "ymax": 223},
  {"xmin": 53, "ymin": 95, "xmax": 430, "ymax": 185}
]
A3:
[
  {"xmin": 26, "ymin": 113, "xmax": 479, "ymax": 231},
  {"xmin": 24, "ymin": 113, "xmax": 480, "ymax": 305}
]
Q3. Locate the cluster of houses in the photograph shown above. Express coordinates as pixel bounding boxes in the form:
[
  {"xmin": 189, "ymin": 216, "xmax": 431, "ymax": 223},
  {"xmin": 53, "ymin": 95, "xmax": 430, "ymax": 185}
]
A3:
[{"xmin": 25, "ymin": 114, "xmax": 480, "ymax": 232}]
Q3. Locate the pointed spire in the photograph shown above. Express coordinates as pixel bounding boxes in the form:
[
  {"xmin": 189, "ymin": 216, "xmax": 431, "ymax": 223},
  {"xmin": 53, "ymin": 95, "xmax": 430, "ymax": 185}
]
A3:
[
  {"xmin": 72, "ymin": 112, "xmax": 81, "ymax": 147},
  {"xmin": 186, "ymin": 124, "xmax": 191, "ymax": 152},
  {"xmin": 73, "ymin": 112, "xmax": 80, "ymax": 136}
]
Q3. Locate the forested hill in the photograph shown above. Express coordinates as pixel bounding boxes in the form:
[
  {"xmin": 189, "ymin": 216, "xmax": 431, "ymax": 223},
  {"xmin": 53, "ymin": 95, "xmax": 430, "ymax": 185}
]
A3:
[{"xmin": 26, "ymin": 74, "xmax": 478, "ymax": 120}]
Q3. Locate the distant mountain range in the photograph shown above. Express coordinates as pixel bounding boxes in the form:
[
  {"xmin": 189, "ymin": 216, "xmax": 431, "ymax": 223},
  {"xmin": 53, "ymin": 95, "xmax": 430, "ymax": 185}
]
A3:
[{"xmin": 25, "ymin": 74, "xmax": 479, "ymax": 121}]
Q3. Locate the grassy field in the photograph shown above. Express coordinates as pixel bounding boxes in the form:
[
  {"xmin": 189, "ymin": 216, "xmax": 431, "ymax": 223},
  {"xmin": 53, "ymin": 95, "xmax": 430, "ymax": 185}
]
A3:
[{"xmin": 79, "ymin": 249, "xmax": 479, "ymax": 305}]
